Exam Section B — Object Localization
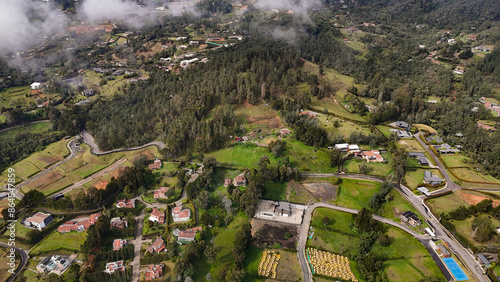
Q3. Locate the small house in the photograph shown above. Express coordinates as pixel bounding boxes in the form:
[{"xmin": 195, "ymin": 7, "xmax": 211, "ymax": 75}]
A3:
[
  {"xmin": 116, "ymin": 198, "xmax": 135, "ymax": 208},
  {"xmin": 417, "ymin": 187, "xmax": 431, "ymax": 197},
  {"xmin": 176, "ymin": 227, "xmax": 203, "ymax": 244},
  {"xmin": 423, "ymin": 171, "xmax": 444, "ymax": 185},
  {"xmin": 149, "ymin": 208, "xmax": 165, "ymax": 224},
  {"xmin": 233, "ymin": 173, "xmax": 246, "ymax": 186},
  {"xmin": 153, "ymin": 187, "xmax": 171, "ymax": 199},
  {"xmin": 361, "ymin": 150, "xmax": 384, "ymax": 163},
  {"xmin": 334, "ymin": 143, "xmax": 349, "ymax": 152},
  {"xmin": 477, "ymin": 254, "xmax": 491, "ymax": 267},
  {"xmin": 149, "ymin": 158, "xmax": 162, "ymax": 170},
  {"xmin": 147, "ymin": 236, "xmax": 166, "ymax": 253},
  {"xmin": 172, "ymin": 206, "xmax": 191, "ymax": 222},
  {"xmin": 145, "ymin": 264, "xmax": 163, "ymax": 281},
  {"xmin": 113, "ymin": 239, "xmax": 127, "ymax": 251},
  {"xmin": 110, "ymin": 217, "xmax": 128, "ymax": 229},
  {"xmin": 224, "ymin": 178, "xmax": 232, "ymax": 187},
  {"xmin": 105, "ymin": 260, "xmax": 125, "ymax": 274},
  {"xmin": 395, "ymin": 121, "xmax": 410, "ymax": 130},
  {"xmin": 25, "ymin": 212, "xmax": 53, "ymax": 230},
  {"xmin": 31, "ymin": 82, "xmax": 42, "ymax": 90},
  {"xmin": 400, "ymin": 211, "xmax": 422, "ymax": 227},
  {"xmin": 280, "ymin": 128, "xmax": 291, "ymax": 135}
]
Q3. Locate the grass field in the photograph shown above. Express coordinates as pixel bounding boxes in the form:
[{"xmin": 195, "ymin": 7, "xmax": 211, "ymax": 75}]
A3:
[
  {"xmin": 0, "ymin": 120, "xmax": 51, "ymax": 141},
  {"xmin": 0, "ymin": 160, "xmax": 40, "ymax": 185},
  {"xmin": 331, "ymin": 179, "xmax": 381, "ymax": 210},
  {"xmin": 451, "ymin": 167, "xmax": 500, "ymax": 184},
  {"xmin": 414, "ymin": 124, "xmax": 438, "ymax": 135},
  {"xmin": 243, "ymin": 247, "xmax": 301, "ymax": 281},
  {"xmin": 317, "ymin": 114, "xmax": 373, "ymax": 138},
  {"xmin": 405, "ymin": 168, "xmax": 443, "ymax": 189},
  {"xmin": 451, "ymin": 215, "xmax": 500, "ymax": 249},
  {"xmin": 308, "ymin": 208, "xmax": 443, "ymax": 281},
  {"xmin": 441, "ymin": 154, "xmax": 472, "ymax": 168},
  {"xmin": 376, "ymin": 125, "xmax": 394, "ymax": 138},
  {"xmin": 372, "ymin": 228, "xmax": 444, "ymax": 281},
  {"xmin": 426, "ymin": 191, "xmax": 470, "ymax": 215},
  {"xmin": 208, "ymin": 144, "xmax": 278, "ymax": 169},
  {"xmin": 311, "ymin": 97, "xmax": 366, "ymax": 122},
  {"xmin": 0, "ymin": 86, "xmax": 31, "ymax": 108},
  {"xmin": 343, "ymin": 153, "xmax": 393, "ymax": 177},
  {"xmin": 1, "ymin": 221, "xmax": 31, "ymax": 239},
  {"xmin": 0, "ymin": 248, "xmax": 20, "ymax": 282},
  {"xmin": 83, "ymin": 70, "xmax": 131, "ymax": 97},
  {"xmin": 262, "ymin": 181, "xmax": 288, "ymax": 201},
  {"xmin": 380, "ymin": 189, "xmax": 425, "ymax": 223},
  {"xmin": 30, "ymin": 231, "xmax": 87, "ymax": 256},
  {"xmin": 397, "ymin": 139, "xmax": 425, "ymax": 152},
  {"xmin": 0, "ymin": 115, "xmax": 5, "ymax": 124}
]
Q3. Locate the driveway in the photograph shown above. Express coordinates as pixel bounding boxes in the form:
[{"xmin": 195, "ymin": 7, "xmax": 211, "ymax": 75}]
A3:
[{"xmin": 80, "ymin": 130, "xmax": 165, "ymax": 155}]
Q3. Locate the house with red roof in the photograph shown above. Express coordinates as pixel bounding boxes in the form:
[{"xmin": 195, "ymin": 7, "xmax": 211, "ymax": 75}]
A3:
[
  {"xmin": 153, "ymin": 187, "xmax": 171, "ymax": 199},
  {"xmin": 57, "ymin": 212, "xmax": 100, "ymax": 233},
  {"xmin": 176, "ymin": 227, "xmax": 203, "ymax": 244},
  {"xmin": 113, "ymin": 239, "xmax": 127, "ymax": 251},
  {"xmin": 224, "ymin": 178, "xmax": 232, "ymax": 187},
  {"xmin": 147, "ymin": 236, "xmax": 166, "ymax": 253},
  {"xmin": 233, "ymin": 173, "xmax": 247, "ymax": 187},
  {"xmin": 116, "ymin": 199, "xmax": 135, "ymax": 209},
  {"xmin": 172, "ymin": 206, "xmax": 191, "ymax": 222},
  {"xmin": 149, "ymin": 208, "xmax": 165, "ymax": 224},
  {"xmin": 149, "ymin": 158, "xmax": 162, "ymax": 170},
  {"xmin": 280, "ymin": 128, "xmax": 291, "ymax": 135},
  {"xmin": 89, "ymin": 213, "xmax": 100, "ymax": 224},
  {"xmin": 361, "ymin": 150, "xmax": 385, "ymax": 163},
  {"xmin": 104, "ymin": 260, "xmax": 125, "ymax": 274},
  {"xmin": 145, "ymin": 264, "xmax": 163, "ymax": 281}
]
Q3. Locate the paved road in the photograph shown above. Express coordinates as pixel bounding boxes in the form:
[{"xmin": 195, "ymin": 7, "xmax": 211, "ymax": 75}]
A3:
[
  {"xmin": 0, "ymin": 120, "xmax": 50, "ymax": 134},
  {"xmin": 81, "ymin": 129, "xmax": 166, "ymax": 155},
  {"xmin": 58, "ymin": 158, "xmax": 127, "ymax": 195},
  {"xmin": 0, "ymin": 242, "xmax": 29, "ymax": 282},
  {"xmin": 297, "ymin": 202, "xmax": 430, "ymax": 282},
  {"xmin": 12, "ymin": 139, "xmax": 80, "ymax": 199},
  {"xmin": 414, "ymin": 132, "xmax": 462, "ymax": 191},
  {"xmin": 131, "ymin": 199, "xmax": 146, "ymax": 282}
]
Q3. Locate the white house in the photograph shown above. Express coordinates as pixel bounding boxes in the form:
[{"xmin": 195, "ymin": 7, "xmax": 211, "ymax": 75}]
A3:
[
  {"xmin": 25, "ymin": 212, "xmax": 53, "ymax": 230},
  {"xmin": 31, "ymin": 82, "xmax": 41, "ymax": 90},
  {"xmin": 334, "ymin": 143, "xmax": 349, "ymax": 152},
  {"xmin": 172, "ymin": 206, "xmax": 190, "ymax": 222}
]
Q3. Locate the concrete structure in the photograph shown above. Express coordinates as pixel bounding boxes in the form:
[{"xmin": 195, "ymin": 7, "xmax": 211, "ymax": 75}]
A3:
[
  {"xmin": 254, "ymin": 200, "xmax": 306, "ymax": 225},
  {"xmin": 417, "ymin": 187, "xmax": 431, "ymax": 197},
  {"xmin": 438, "ymin": 244, "xmax": 450, "ymax": 258},
  {"xmin": 25, "ymin": 212, "xmax": 53, "ymax": 230},
  {"xmin": 396, "ymin": 121, "xmax": 410, "ymax": 130}
]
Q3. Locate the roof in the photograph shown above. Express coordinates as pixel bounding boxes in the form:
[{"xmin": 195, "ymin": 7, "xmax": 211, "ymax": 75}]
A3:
[
  {"xmin": 437, "ymin": 244, "xmax": 450, "ymax": 255},
  {"xmin": 401, "ymin": 211, "xmax": 421, "ymax": 222},
  {"xmin": 335, "ymin": 143, "xmax": 349, "ymax": 149},
  {"xmin": 172, "ymin": 206, "xmax": 181, "ymax": 214},
  {"xmin": 89, "ymin": 213, "xmax": 100, "ymax": 224},
  {"xmin": 409, "ymin": 152, "xmax": 425, "ymax": 158},
  {"xmin": 178, "ymin": 210, "xmax": 190, "ymax": 219},
  {"xmin": 27, "ymin": 212, "xmax": 51, "ymax": 224},
  {"xmin": 477, "ymin": 254, "xmax": 490, "ymax": 265},
  {"xmin": 234, "ymin": 174, "xmax": 246, "ymax": 183}
]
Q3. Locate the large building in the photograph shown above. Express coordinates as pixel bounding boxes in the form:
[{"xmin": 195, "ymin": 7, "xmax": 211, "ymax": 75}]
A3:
[
  {"xmin": 104, "ymin": 260, "xmax": 125, "ymax": 274},
  {"xmin": 145, "ymin": 264, "xmax": 163, "ymax": 281},
  {"xmin": 36, "ymin": 255, "xmax": 71, "ymax": 275}
]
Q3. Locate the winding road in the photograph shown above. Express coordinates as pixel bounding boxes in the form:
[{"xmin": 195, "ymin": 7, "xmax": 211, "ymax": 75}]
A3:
[
  {"xmin": 0, "ymin": 242, "xmax": 29, "ymax": 282},
  {"xmin": 80, "ymin": 129, "xmax": 166, "ymax": 155}
]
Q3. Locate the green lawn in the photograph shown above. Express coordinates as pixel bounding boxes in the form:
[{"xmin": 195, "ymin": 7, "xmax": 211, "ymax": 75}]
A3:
[
  {"xmin": 451, "ymin": 167, "xmax": 500, "ymax": 184},
  {"xmin": 0, "ymin": 115, "xmax": 6, "ymax": 124},
  {"xmin": 331, "ymin": 179, "xmax": 381, "ymax": 210},
  {"xmin": 380, "ymin": 189, "xmax": 425, "ymax": 224},
  {"xmin": 1, "ymin": 221, "xmax": 31, "ymax": 239},
  {"xmin": 262, "ymin": 181, "xmax": 288, "ymax": 201},
  {"xmin": 0, "ymin": 160, "xmax": 40, "ymax": 184},
  {"xmin": 343, "ymin": 153, "xmax": 393, "ymax": 177},
  {"xmin": 426, "ymin": 191, "xmax": 470, "ymax": 215},
  {"xmin": 372, "ymin": 228, "xmax": 444, "ymax": 281},
  {"xmin": 30, "ymin": 231, "xmax": 87, "ymax": 256},
  {"xmin": 441, "ymin": 154, "xmax": 472, "ymax": 168},
  {"xmin": 451, "ymin": 215, "xmax": 500, "ymax": 249},
  {"xmin": 376, "ymin": 125, "xmax": 394, "ymax": 138},
  {"xmin": 316, "ymin": 114, "xmax": 373, "ymax": 139},
  {"xmin": 0, "ymin": 121, "xmax": 51, "ymax": 141},
  {"xmin": 284, "ymin": 139, "xmax": 334, "ymax": 172},
  {"xmin": 208, "ymin": 144, "xmax": 278, "ymax": 169},
  {"xmin": 0, "ymin": 86, "xmax": 32, "ymax": 108}
]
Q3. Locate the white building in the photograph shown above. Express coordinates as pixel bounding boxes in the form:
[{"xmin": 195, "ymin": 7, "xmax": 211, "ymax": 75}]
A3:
[
  {"xmin": 25, "ymin": 212, "xmax": 53, "ymax": 230},
  {"xmin": 31, "ymin": 82, "xmax": 41, "ymax": 90}
]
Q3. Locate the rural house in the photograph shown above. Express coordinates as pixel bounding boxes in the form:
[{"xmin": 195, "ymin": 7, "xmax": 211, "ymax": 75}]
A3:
[
  {"xmin": 110, "ymin": 217, "xmax": 128, "ymax": 229},
  {"xmin": 395, "ymin": 121, "xmax": 410, "ymax": 130},
  {"xmin": 224, "ymin": 178, "xmax": 232, "ymax": 187},
  {"xmin": 25, "ymin": 212, "xmax": 53, "ymax": 230},
  {"xmin": 113, "ymin": 239, "xmax": 127, "ymax": 251},
  {"xmin": 233, "ymin": 173, "xmax": 247, "ymax": 186},
  {"xmin": 176, "ymin": 227, "xmax": 202, "ymax": 244},
  {"xmin": 153, "ymin": 187, "xmax": 171, "ymax": 199},
  {"xmin": 105, "ymin": 260, "xmax": 125, "ymax": 274},
  {"xmin": 147, "ymin": 236, "xmax": 166, "ymax": 253},
  {"xmin": 149, "ymin": 208, "xmax": 165, "ymax": 224},
  {"xmin": 399, "ymin": 211, "xmax": 422, "ymax": 227},
  {"xmin": 423, "ymin": 171, "xmax": 444, "ymax": 185},
  {"xmin": 145, "ymin": 264, "xmax": 163, "ymax": 281},
  {"xmin": 116, "ymin": 198, "xmax": 135, "ymax": 208},
  {"xmin": 361, "ymin": 150, "xmax": 384, "ymax": 163},
  {"xmin": 280, "ymin": 128, "xmax": 291, "ymax": 135},
  {"xmin": 172, "ymin": 206, "xmax": 191, "ymax": 222},
  {"xmin": 149, "ymin": 158, "xmax": 162, "ymax": 170},
  {"xmin": 36, "ymin": 255, "xmax": 71, "ymax": 275}
]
